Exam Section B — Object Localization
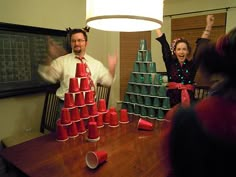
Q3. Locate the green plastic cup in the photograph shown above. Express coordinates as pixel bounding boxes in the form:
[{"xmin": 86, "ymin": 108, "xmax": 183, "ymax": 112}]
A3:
[
  {"xmin": 157, "ymin": 109, "xmax": 164, "ymax": 119},
  {"xmin": 130, "ymin": 94, "xmax": 137, "ymax": 103},
  {"xmin": 144, "ymin": 96, "xmax": 152, "ymax": 106},
  {"xmin": 136, "ymin": 51, "xmax": 143, "ymax": 61},
  {"xmin": 153, "ymin": 97, "xmax": 160, "ymax": 107},
  {"xmin": 129, "ymin": 73, "xmax": 136, "ymax": 82},
  {"xmin": 133, "ymin": 63, "xmax": 139, "ymax": 72},
  {"xmin": 144, "ymin": 50, "xmax": 152, "ymax": 62},
  {"xmin": 134, "ymin": 105, "xmax": 141, "ymax": 115},
  {"xmin": 127, "ymin": 104, "xmax": 134, "ymax": 113},
  {"xmin": 140, "ymin": 63, "xmax": 147, "ymax": 73},
  {"xmin": 139, "ymin": 39, "xmax": 147, "ymax": 51},
  {"xmin": 158, "ymin": 86, "xmax": 167, "ymax": 97},
  {"xmin": 141, "ymin": 85, "xmax": 148, "ymax": 95},
  {"xmin": 153, "ymin": 73, "xmax": 163, "ymax": 85},
  {"xmin": 140, "ymin": 106, "xmax": 147, "ymax": 117},
  {"xmin": 127, "ymin": 84, "xmax": 133, "ymax": 92},
  {"xmin": 162, "ymin": 97, "xmax": 171, "ymax": 109},
  {"xmin": 134, "ymin": 85, "xmax": 140, "ymax": 93},
  {"xmin": 144, "ymin": 74, "xmax": 152, "ymax": 84},
  {"xmin": 137, "ymin": 95, "xmax": 144, "ymax": 104},
  {"xmin": 147, "ymin": 62, "xmax": 156, "ymax": 73},
  {"xmin": 148, "ymin": 108, "xmax": 156, "ymax": 118},
  {"xmin": 150, "ymin": 86, "xmax": 157, "ymax": 96},
  {"xmin": 124, "ymin": 94, "xmax": 130, "ymax": 102}
]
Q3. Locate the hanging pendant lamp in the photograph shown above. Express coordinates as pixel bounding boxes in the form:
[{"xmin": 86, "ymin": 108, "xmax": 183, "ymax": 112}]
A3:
[{"xmin": 86, "ymin": 0, "xmax": 164, "ymax": 32}]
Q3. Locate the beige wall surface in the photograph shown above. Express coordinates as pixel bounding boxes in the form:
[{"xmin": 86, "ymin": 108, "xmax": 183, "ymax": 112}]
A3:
[{"xmin": 0, "ymin": 0, "xmax": 235, "ymax": 142}]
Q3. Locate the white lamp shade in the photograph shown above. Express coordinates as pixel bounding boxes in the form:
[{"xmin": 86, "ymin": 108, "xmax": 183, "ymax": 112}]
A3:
[{"xmin": 86, "ymin": 0, "xmax": 164, "ymax": 32}]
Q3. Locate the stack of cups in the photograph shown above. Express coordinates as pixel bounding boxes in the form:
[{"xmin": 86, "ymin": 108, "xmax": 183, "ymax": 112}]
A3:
[{"xmin": 97, "ymin": 99, "xmax": 109, "ymax": 126}]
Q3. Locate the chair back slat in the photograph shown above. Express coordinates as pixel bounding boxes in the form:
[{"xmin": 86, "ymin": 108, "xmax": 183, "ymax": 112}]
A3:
[
  {"xmin": 96, "ymin": 83, "xmax": 111, "ymax": 108},
  {"xmin": 194, "ymin": 85, "xmax": 210, "ymax": 101},
  {"xmin": 40, "ymin": 84, "xmax": 60, "ymax": 133}
]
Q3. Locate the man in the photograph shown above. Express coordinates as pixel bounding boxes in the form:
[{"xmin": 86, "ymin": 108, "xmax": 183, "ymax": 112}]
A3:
[{"xmin": 38, "ymin": 28, "xmax": 117, "ymax": 101}]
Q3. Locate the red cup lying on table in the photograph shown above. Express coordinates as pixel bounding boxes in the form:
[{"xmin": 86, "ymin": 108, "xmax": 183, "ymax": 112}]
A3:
[
  {"xmin": 137, "ymin": 118, "xmax": 153, "ymax": 131},
  {"xmin": 85, "ymin": 151, "xmax": 108, "ymax": 169}
]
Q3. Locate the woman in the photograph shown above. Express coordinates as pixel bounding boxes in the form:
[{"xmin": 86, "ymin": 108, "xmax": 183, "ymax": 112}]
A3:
[
  {"xmin": 163, "ymin": 27, "xmax": 236, "ymax": 177},
  {"xmin": 155, "ymin": 15, "xmax": 214, "ymax": 107}
]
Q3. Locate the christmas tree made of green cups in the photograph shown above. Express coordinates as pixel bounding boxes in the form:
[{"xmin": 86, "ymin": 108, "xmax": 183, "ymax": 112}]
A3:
[{"xmin": 122, "ymin": 39, "xmax": 171, "ymax": 121}]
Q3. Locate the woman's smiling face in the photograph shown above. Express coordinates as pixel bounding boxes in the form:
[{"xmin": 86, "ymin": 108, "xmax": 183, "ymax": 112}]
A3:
[{"xmin": 174, "ymin": 42, "xmax": 189, "ymax": 64}]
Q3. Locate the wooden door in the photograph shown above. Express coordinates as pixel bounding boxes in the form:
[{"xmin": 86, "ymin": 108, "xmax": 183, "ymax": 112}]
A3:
[{"xmin": 120, "ymin": 32, "xmax": 151, "ymax": 100}]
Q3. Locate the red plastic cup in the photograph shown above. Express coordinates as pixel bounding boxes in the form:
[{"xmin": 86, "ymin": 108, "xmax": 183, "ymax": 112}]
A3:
[
  {"xmin": 70, "ymin": 108, "xmax": 81, "ymax": 122},
  {"xmin": 68, "ymin": 122, "xmax": 79, "ymax": 138},
  {"xmin": 60, "ymin": 108, "xmax": 72, "ymax": 125},
  {"xmin": 109, "ymin": 107, "xmax": 116, "ymax": 112},
  {"xmin": 64, "ymin": 93, "xmax": 75, "ymax": 108},
  {"xmin": 137, "ymin": 118, "xmax": 153, "ymax": 131},
  {"xmin": 85, "ymin": 151, "xmax": 108, "ymax": 169},
  {"xmin": 109, "ymin": 112, "xmax": 119, "ymax": 127},
  {"xmin": 103, "ymin": 112, "xmax": 110, "ymax": 124},
  {"xmin": 74, "ymin": 92, "xmax": 85, "ymax": 107},
  {"xmin": 56, "ymin": 120, "xmax": 69, "ymax": 141},
  {"xmin": 80, "ymin": 105, "xmax": 89, "ymax": 118},
  {"xmin": 76, "ymin": 63, "xmax": 87, "ymax": 77},
  {"xmin": 85, "ymin": 90, "xmax": 95, "ymax": 104},
  {"xmin": 80, "ymin": 78, "xmax": 90, "ymax": 91},
  {"xmin": 89, "ymin": 104, "xmax": 98, "ymax": 116},
  {"xmin": 89, "ymin": 116, "xmax": 96, "ymax": 122},
  {"xmin": 119, "ymin": 109, "xmax": 129, "ymax": 124},
  {"xmin": 87, "ymin": 122, "xmax": 100, "ymax": 141},
  {"xmin": 98, "ymin": 99, "xmax": 107, "ymax": 112},
  {"xmin": 77, "ymin": 120, "xmax": 87, "ymax": 134},
  {"xmin": 69, "ymin": 77, "xmax": 80, "ymax": 93},
  {"xmin": 97, "ymin": 114, "xmax": 104, "ymax": 128}
]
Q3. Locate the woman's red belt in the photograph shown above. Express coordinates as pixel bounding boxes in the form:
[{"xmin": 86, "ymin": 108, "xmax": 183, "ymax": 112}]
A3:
[{"xmin": 167, "ymin": 82, "xmax": 194, "ymax": 107}]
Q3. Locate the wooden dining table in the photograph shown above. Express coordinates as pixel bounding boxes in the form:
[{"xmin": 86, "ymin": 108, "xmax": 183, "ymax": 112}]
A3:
[{"xmin": 0, "ymin": 117, "xmax": 169, "ymax": 177}]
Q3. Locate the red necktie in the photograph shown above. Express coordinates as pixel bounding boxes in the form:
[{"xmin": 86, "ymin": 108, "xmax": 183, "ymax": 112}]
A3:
[{"xmin": 75, "ymin": 56, "xmax": 96, "ymax": 92}]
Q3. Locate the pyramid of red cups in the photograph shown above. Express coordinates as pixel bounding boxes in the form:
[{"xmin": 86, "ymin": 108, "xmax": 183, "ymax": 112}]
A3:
[
  {"xmin": 56, "ymin": 61, "xmax": 130, "ymax": 142},
  {"xmin": 122, "ymin": 39, "xmax": 171, "ymax": 122}
]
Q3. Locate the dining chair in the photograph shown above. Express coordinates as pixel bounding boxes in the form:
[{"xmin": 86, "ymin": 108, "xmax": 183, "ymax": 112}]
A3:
[
  {"xmin": 193, "ymin": 85, "xmax": 210, "ymax": 102},
  {"xmin": 1, "ymin": 84, "xmax": 60, "ymax": 148},
  {"xmin": 95, "ymin": 83, "xmax": 111, "ymax": 108}
]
